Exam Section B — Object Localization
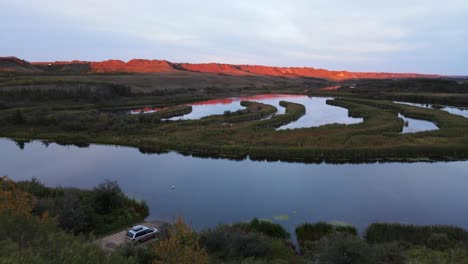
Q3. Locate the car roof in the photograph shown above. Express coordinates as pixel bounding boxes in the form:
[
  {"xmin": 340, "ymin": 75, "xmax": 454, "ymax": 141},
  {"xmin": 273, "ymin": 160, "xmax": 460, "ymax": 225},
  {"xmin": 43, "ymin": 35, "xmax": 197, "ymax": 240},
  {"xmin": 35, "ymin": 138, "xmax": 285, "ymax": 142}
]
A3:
[{"xmin": 128, "ymin": 225, "xmax": 153, "ymax": 235}]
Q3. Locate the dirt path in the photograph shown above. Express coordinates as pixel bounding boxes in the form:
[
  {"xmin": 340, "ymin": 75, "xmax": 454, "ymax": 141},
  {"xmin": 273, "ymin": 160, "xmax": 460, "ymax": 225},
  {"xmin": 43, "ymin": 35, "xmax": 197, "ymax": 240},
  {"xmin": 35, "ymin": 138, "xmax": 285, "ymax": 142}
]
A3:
[{"xmin": 95, "ymin": 220, "xmax": 166, "ymax": 252}]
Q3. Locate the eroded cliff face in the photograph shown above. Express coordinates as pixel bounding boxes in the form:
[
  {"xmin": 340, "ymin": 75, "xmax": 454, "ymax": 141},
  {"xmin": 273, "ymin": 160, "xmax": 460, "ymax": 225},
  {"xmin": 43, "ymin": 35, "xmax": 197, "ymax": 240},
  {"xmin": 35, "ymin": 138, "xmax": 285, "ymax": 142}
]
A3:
[
  {"xmin": 0, "ymin": 56, "xmax": 438, "ymax": 80},
  {"xmin": 90, "ymin": 59, "xmax": 175, "ymax": 73}
]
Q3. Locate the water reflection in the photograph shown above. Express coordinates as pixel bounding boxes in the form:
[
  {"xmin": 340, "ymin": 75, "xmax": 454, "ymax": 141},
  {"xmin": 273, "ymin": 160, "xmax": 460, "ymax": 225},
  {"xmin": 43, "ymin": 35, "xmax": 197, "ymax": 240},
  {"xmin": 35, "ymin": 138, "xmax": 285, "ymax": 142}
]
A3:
[
  {"xmin": 1, "ymin": 138, "xmax": 467, "ymax": 234},
  {"xmin": 398, "ymin": 113, "xmax": 439, "ymax": 133},
  {"xmin": 395, "ymin": 101, "xmax": 468, "ymax": 118},
  {"xmin": 131, "ymin": 94, "xmax": 363, "ymax": 129}
]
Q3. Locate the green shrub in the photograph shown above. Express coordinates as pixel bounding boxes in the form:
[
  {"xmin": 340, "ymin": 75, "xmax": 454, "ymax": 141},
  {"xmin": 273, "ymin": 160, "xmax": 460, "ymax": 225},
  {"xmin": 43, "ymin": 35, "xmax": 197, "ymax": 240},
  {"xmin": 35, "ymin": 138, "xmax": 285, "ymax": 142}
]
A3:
[
  {"xmin": 237, "ymin": 218, "xmax": 290, "ymax": 239},
  {"xmin": 306, "ymin": 232, "xmax": 373, "ymax": 264},
  {"xmin": 14, "ymin": 178, "xmax": 148, "ymax": 235},
  {"xmin": 303, "ymin": 233, "xmax": 405, "ymax": 264},
  {"xmin": 295, "ymin": 222, "xmax": 358, "ymax": 249},
  {"xmin": 365, "ymin": 223, "xmax": 468, "ymax": 248},
  {"xmin": 115, "ymin": 242, "xmax": 156, "ymax": 264},
  {"xmin": 199, "ymin": 224, "xmax": 294, "ymax": 261},
  {"xmin": 0, "ymin": 213, "xmax": 134, "ymax": 264},
  {"xmin": 405, "ymin": 246, "xmax": 468, "ymax": 264}
]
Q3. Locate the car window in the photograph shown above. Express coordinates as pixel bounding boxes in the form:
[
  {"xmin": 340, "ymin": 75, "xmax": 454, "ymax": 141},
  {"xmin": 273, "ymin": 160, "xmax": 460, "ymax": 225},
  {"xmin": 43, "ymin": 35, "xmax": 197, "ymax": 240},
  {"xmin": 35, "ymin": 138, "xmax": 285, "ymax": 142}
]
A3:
[
  {"xmin": 126, "ymin": 231, "xmax": 134, "ymax": 238},
  {"xmin": 135, "ymin": 231, "xmax": 145, "ymax": 238}
]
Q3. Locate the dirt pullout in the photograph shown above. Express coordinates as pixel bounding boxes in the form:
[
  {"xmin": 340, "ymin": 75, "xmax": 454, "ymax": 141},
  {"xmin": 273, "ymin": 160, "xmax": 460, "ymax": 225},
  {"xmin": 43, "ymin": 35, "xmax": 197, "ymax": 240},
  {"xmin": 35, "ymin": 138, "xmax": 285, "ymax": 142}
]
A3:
[{"xmin": 95, "ymin": 220, "xmax": 167, "ymax": 252}]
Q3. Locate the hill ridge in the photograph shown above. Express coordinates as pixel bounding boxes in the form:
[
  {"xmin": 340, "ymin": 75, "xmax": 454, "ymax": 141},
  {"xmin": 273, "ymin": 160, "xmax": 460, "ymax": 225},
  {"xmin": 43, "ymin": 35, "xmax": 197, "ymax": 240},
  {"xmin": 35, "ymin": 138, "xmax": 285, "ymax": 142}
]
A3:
[{"xmin": 0, "ymin": 56, "xmax": 440, "ymax": 80}]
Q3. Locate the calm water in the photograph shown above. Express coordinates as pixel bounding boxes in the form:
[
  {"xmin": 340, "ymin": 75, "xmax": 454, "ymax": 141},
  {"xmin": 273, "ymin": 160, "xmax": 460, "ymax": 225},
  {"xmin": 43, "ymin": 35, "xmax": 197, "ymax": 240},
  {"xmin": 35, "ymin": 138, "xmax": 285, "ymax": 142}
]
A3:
[
  {"xmin": 132, "ymin": 95, "xmax": 363, "ymax": 129},
  {"xmin": 395, "ymin": 101, "xmax": 468, "ymax": 118},
  {"xmin": 1, "ymin": 138, "xmax": 468, "ymax": 234},
  {"xmin": 398, "ymin": 113, "xmax": 439, "ymax": 133}
]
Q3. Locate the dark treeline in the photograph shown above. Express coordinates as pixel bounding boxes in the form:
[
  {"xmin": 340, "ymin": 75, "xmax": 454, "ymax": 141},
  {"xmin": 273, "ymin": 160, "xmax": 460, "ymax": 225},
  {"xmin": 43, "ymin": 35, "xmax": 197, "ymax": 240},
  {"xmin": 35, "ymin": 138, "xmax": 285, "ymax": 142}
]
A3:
[
  {"xmin": 366, "ymin": 223, "xmax": 468, "ymax": 250},
  {"xmin": 342, "ymin": 78, "xmax": 468, "ymax": 93},
  {"xmin": 295, "ymin": 222, "xmax": 357, "ymax": 249},
  {"xmin": 355, "ymin": 93, "xmax": 468, "ymax": 108},
  {"xmin": 0, "ymin": 82, "xmax": 131, "ymax": 102}
]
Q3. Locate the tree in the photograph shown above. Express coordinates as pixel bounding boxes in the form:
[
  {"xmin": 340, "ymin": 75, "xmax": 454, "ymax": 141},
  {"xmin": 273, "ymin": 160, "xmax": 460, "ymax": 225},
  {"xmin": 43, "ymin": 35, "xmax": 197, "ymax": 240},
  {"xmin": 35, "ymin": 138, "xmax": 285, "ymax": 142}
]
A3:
[
  {"xmin": 93, "ymin": 180, "xmax": 123, "ymax": 214},
  {"xmin": 153, "ymin": 218, "xmax": 209, "ymax": 264},
  {"xmin": 0, "ymin": 176, "xmax": 35, "ymax": 217},
  {"xmin": 57, "ymin": 190, "xmax": 91, "ymax": 233}
]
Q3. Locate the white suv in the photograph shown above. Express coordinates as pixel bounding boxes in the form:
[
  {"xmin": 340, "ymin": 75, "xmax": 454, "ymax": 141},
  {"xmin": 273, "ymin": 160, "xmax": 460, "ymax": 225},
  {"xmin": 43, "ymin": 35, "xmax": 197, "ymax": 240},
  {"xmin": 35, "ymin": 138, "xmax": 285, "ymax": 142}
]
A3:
[{"xmin": 126, "ymin": 225, "xmax": 159, "ymax": 242}]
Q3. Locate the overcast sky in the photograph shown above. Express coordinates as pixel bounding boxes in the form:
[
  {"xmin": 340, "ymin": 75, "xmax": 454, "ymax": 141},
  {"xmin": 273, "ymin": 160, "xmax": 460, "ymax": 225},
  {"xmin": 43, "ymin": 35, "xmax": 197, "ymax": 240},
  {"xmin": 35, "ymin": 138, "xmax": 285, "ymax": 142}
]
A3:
[{"xmin": 1, "ymin": 0, "xmax": 467, "ymax": 74}]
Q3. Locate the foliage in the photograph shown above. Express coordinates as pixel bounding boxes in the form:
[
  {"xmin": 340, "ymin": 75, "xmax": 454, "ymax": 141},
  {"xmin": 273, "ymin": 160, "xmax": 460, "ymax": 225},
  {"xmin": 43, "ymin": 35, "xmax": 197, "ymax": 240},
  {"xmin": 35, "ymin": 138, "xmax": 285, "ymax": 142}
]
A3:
[
  {"xmin": 0, "ymin": 81, "xmax": 131, "ymax": 101},
  {"xmin": 303, "ymin": 232, "xmax": 405, "ymax": 264},
  {"xmin": 115, "ymin": 242, "xmax": 157, "ymax": 264},
  {"xmin": 152, "ymin": 218, "xmax": 209, "ymax": 264},
  {"xmin": 342, "ymin": 78, "xmax": 468, "ymax": 94},
  {"xmin": 93, "ymin": 180, "xmax": 125, "ymax": 214},
  {"xmin": 365, "ymin": 223, "xmax": 468, "ymax": 249},
  {"xmin": 0, "ymin": 176, "xmax": 35, "ymax": 217},
  {"xmin": 0, "ymin": 212, "xmax": 134, "ymax": 264},
  {"xmin": 295, "ymin": 222, "xmax": 358, "ymax": 250},
  {"xmin": 233, "ymin": 218, "xmax": 291, "ymax": 239},
  {"xmin": 1, "ymin": 89, "xmax": 468, "ymax": 163},
  {"xmin": 14, "ymin": 178, "xmax": 149, "ymax": 235},
  {"xmin": 199, "ymin": 223, "xmax": 295, "ymax": 262},
  {"xmin": 405, "ymin": 246, "xmax": 468, "ymax": 264}
]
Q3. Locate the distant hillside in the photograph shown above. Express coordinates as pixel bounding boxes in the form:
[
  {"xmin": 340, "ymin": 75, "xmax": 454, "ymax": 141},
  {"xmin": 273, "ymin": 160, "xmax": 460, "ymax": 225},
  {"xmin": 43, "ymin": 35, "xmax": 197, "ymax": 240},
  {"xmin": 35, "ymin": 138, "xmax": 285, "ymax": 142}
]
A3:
[
  {"xmin": 0, "ymin": 57, "xmax": 41, "ymax": 72},
  {"xmin": 1, "ymin": 56, "xmax": 440, "ymax": 81}
]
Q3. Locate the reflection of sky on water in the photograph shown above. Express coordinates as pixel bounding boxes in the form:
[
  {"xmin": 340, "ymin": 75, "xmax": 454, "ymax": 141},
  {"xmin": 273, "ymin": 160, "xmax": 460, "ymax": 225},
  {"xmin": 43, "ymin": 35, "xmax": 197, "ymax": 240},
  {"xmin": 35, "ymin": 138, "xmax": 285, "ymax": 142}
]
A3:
[
  {"xmin": 395, "ymin": 101, "xmax": 468, "ymax": 118},
  {"xmin": 277, "ymin": 97, "xmax": 362, "ymax": 129},
  {"xmin": 134, "ymin": 94, "xmax": 363, "ymax": 128},
  {"xmin": 398, "ymin": 113, "xmax": 439, "ymax": 133},
  {"xmin": 1, "ymin": 138, "xmax": 468, "ymax": 235}
]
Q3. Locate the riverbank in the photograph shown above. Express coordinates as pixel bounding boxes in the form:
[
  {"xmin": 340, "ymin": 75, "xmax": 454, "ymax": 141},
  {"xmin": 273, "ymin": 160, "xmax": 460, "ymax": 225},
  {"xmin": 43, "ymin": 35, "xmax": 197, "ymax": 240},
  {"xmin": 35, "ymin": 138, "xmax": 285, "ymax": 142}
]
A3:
[
  {"xmin": 3, "ymin": 172, "xmax": 468, "ymax": 262},
  {"xmin": 1, "ymin": 96, "xmax": 467, "ymax": 163}
]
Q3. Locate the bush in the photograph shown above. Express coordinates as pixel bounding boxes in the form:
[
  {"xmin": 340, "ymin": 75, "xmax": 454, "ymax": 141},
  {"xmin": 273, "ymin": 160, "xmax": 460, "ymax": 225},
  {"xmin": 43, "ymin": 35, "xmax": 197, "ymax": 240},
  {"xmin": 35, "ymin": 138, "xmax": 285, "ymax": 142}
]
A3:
[
  {"xmin": 16, "ymin": 178, "xmax": 51, "ymax": 197},
  {"xmin": 365, "ymin": 223, "xmax": 468, "ymax": 249},
  {"xmin": 93, "ymin": 180, "xmax": 124, "ymax": 214},
  {"xmin": 303, "ymin": 232, "xmax": 405, "ymax": 264},
  {"xmin": 199, "ymin": 223, "xmax": 295, "ymax": 262},
  {"xmin": 0, "ymin": 212, "xmax": 134, "ymax": 264},
  {"xmin": 306, "ymin": 232, "xmax": 373, "ymax": 264},
  {"xmin": 200, "ymin": 225, "xmax": 269, "ymax": 259},
  {"xmin": 236, "ymin": 218, "xmax": 290, "ymax": 239},
  {"xmin": 153, "ymin": 218, "xmax": 209, "ymax": 264},
  {"xmin": 426, "ymin": 233, "xmax": 453, "ymax": 251},
  {"xmin": 157, "ymin": 222, "xmax": 174, "ymax": 241},
  {"xmin": 13, "ymin": 178, "xmax": 149, "ymax": 235},
  {"xmin": 405, "ymin": 246, "xmax": 468, "ymax": 264},
  {"xmin": 115, "ymin": 242, "xmax": 156, "ymax": 264},
  {"xmin": 295, "ymin": 222, "xmax": 358, "ymax": 250}
]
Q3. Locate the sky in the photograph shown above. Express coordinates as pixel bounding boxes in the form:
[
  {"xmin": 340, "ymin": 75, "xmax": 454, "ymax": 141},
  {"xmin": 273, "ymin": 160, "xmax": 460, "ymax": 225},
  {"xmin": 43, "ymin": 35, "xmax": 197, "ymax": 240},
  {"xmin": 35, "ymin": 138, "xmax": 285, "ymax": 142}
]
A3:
[{"xmin": 1, "ymin": 0, "xmax": 467, "ymax": 74}]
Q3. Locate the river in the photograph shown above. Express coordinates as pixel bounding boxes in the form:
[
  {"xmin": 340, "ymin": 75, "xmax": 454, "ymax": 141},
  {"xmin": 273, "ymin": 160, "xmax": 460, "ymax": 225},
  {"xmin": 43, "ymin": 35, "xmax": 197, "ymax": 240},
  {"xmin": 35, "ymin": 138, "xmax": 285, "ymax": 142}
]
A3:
[{"xmin": 1, "ymin": 138, "xmax": 467, "ymax": 234}]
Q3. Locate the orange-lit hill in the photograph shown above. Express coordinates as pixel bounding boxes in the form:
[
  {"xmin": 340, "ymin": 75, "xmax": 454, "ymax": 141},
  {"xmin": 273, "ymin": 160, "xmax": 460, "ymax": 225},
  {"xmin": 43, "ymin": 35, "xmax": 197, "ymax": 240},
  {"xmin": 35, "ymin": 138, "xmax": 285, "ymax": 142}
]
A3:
[
  {"xmin": 179, "ymin": 63, "xmax": 250, "ymax": 76},
  {"xmin": 24, "ymin": 57, "xmax": 441, "ymax": 81},
  {"xmin": 90, "ymin": 59, "xmax": 175, "ymax": 73}
]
